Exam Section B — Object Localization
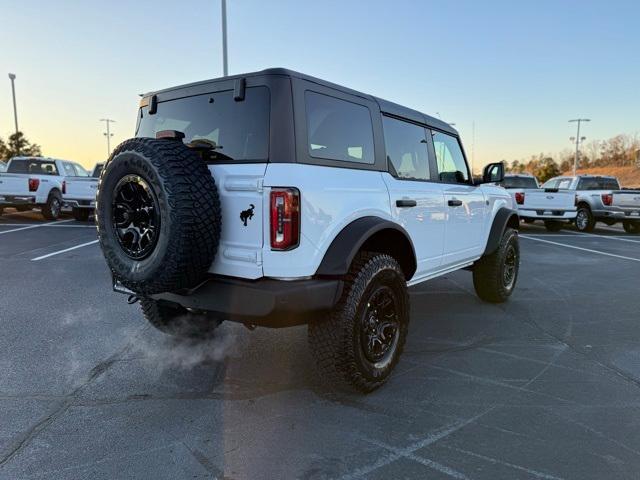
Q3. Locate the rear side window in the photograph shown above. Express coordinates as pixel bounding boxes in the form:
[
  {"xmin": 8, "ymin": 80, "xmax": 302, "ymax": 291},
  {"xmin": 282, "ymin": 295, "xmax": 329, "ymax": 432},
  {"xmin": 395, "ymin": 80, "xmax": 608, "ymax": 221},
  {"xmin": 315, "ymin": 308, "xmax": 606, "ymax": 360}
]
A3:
[
  {"xmin": 502, "ymin": 176, "xmax": 538, "ymax": 189},
  {"xmin": 577, "ymin": 177, "xmax": 620, "ymax": 190},
  {"xmin": 62, "ymin": 163, "xmax": 76, "ymax": 176},
  {"xmin": 432, "ymin": 131, "xmax": 470, "ymax": 183},
  {"xmin": 305, "ymin": 91, "xmax": 374, "ymax": 164},
  {"xmin": 8, "ymin": 160, "xmax": 59, "ymax": 175},
  {"xmin": 137, "ymin": 86, "xmax": 270, "ymax": 162},
  {"xmin": 382, "ymin": 116, "xmax": 430, "ymax": 181}
]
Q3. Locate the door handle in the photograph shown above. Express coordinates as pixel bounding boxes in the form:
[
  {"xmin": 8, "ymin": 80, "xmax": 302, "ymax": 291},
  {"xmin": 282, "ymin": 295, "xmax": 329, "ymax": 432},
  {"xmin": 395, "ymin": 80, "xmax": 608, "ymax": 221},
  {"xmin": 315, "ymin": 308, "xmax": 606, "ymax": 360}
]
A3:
[
  {"xmin": 448, "ymin": 199, "xmax": 463, "ymax": 207},
  {"xmin": 396, "ymin": 199, "xmax": 417, "ymax": 208}
]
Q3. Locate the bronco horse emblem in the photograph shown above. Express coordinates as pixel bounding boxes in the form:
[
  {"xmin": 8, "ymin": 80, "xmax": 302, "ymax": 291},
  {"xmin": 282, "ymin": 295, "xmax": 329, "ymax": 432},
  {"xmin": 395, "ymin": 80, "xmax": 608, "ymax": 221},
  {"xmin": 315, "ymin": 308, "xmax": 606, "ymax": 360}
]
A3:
[{"xmin": 240, "ymin": 204, "xmax": 255, "ymax": 226}]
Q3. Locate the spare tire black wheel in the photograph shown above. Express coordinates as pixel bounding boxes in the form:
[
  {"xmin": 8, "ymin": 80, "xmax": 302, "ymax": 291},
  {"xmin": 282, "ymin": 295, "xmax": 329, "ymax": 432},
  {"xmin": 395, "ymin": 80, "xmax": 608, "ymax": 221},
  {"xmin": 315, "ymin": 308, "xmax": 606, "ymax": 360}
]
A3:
[{"xmin": 96, "ymin": 137, "xmax": 221, "ymax": 295}]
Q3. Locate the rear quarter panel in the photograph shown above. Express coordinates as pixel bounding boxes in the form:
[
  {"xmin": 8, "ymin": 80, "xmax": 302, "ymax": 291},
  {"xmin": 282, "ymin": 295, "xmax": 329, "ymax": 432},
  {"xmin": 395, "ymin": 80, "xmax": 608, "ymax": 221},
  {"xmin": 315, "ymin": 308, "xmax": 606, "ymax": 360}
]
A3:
[{"xmin": 261, "ymin": 163, "xmax": 392, "ymax": 278}]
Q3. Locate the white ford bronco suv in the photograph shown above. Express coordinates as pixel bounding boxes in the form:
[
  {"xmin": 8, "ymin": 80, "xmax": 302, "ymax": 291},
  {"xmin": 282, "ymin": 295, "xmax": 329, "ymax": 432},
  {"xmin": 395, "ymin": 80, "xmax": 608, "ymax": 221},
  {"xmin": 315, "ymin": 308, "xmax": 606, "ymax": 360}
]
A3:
[{"xmin": 96, "ymin": 69, "xmax": 520, "ymax": 392}]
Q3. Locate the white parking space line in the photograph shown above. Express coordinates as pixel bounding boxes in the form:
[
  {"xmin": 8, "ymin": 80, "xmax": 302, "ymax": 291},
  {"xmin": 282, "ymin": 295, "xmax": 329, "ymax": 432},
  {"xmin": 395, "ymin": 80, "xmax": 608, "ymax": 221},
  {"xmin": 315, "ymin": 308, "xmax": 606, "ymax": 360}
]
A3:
[
  {"xmin": 0, "ymin": 223, "xmax": 94, "ymax": 228},
  {"xmin": 570, "ymin": 231, "xmax": 640, "ymax": 244},
  {"xmin": 0, "ymin": 219, "xmax": 74, "ymax": 235},
  {"xmin": 521, "ymin": 235, "xmax": 640, "ymax": 263},
  {"xmin": 31, "ymin": 240, "xmax": 99, "ymax": 261}
]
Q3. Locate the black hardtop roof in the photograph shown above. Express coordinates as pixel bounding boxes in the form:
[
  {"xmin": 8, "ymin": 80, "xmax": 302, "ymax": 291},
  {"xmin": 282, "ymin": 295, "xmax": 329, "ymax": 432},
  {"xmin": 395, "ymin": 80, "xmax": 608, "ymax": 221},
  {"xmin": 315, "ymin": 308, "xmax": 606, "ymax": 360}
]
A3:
[{"xmin": 144, "ymin": 68, "xmax": 458, "ymax": 135}]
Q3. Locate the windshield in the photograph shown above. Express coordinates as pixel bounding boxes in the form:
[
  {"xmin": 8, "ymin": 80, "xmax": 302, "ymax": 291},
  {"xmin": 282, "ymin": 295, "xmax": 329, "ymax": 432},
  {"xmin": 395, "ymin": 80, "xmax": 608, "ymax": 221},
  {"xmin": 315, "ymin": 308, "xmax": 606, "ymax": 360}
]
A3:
[
  {"xmin": 8, "ymin": 159, "xmax": 59, "ymax": 175},
  {"xmin": 136, "ymin": 86, "xmax": 270, "ymax": 162},
  {"xmin": 502, "ymin": 176, "xmax": 538, "ymax": 189}
]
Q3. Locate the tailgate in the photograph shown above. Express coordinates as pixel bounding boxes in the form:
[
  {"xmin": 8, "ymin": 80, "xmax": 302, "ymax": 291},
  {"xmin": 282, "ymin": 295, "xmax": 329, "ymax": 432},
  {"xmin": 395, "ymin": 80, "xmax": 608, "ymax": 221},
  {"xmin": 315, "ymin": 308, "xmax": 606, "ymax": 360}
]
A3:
[
  {"xmin": 65, "ymin": 178, "xmax": 98, "ymax": 199},
  {"xmin": 612, "ymin": 191, "xmax": 640, "ymax": 209},
  {"xmin": 0, "ymin": 175, "xmax": 30, "ymax": 197},
  {"xmin": 523, "ymin": 189, "xmax": 575, "ymax": 210},
  {"xmin": 207, "ymin": 163, "xmax": 267, "ymax": 279}
]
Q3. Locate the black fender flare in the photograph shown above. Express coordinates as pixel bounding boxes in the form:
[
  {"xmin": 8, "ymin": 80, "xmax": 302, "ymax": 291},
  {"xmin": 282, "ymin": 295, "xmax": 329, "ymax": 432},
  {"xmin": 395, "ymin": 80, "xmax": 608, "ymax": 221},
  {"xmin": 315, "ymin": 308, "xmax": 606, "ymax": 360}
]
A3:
[
  {"xmin": 316, "ymin": 216, "xmax": 417, "ymax": 279},
  {"xmin": 484, "ymin": 207, "xmax": 519, "ymax": 256}
]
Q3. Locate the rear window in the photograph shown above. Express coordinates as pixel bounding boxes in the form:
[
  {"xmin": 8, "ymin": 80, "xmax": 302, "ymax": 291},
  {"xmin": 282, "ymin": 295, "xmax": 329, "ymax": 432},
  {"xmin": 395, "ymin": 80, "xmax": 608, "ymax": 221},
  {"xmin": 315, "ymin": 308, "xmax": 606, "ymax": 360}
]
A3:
[
  {"xmin": 577, "ymin": 177, "xmax": 620, "ymax": 190},
  {"xmin": 305, "ymin": 91, "xmax": 374, "ymax": 164},
  {"xmin": 7, "ymin": 159, "xmax": 59, "ymax": 175},
  {"xmin": 502, "ymin": 176, "xmax": 538, "ymax": 189},
  {"xmin": 136, "ymin": 86, "xmax": 270, "ymax": 162}
]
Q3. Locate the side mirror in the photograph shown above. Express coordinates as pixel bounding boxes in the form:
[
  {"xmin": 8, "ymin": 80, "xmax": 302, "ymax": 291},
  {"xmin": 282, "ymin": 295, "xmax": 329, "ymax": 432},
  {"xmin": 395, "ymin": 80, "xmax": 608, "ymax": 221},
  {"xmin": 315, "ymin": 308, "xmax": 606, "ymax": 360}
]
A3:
[{"xmin": 480, "ymin": 162, "xmax": 504, "ymax": 184}]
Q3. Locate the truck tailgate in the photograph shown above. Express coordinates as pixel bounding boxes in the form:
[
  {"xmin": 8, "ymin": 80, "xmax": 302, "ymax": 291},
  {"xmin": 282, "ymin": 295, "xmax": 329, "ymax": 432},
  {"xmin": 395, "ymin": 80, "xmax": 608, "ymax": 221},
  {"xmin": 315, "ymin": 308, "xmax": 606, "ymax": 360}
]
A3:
[
  {"xmin": 0, "ymin": 174, "xmax": 30, "ymax": 196},
  {"xmin": 523, "ymin": 189, "xmax": 575, "ymax": 210},
  {"xmin": 64, "ymin": 177, "xmax": 98, "ymax": 200},
  {"xmin": 612, "ymin": 191, "xmax": 640, "ymax": 209}
]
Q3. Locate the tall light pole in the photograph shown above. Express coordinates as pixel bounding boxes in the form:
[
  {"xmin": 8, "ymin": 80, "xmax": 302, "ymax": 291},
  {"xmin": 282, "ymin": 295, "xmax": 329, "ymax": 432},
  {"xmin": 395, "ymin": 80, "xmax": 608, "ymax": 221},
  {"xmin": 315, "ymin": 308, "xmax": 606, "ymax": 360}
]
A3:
[
  {"xmin": 569, "ymin": 118, "xmax": 590, "ymax": 176},
  {"xmin": 221, "ymin": 0, "xmax": 228, "ymax": 76},
  {"xmin": 8, "ymin": 73, "xmax": 19, "ymax": 137},
  {"xmin": 100, "ymin": 119, "xmax": 115, "ymax": 157}
]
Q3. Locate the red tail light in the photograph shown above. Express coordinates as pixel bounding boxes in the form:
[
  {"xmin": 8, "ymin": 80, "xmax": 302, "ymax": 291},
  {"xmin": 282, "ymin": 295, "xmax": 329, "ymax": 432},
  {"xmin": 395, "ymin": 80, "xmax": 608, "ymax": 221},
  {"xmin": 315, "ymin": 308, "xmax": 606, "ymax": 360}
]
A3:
[
  {"xmin": 28, "ymin": 178, "xmax": 40, "ymax": 192},
  {"xmin": 62, "ymin": 180, "xmax": 67, "ymax": 195},
  {"xmin": 515, "ymin": 192, "xmax": 525, "ymax": 205},
  {"xmin": 270, "ymin": 188, "xmax": 300, "ymax": 250},
  {"xmin": 602, "ymin": 193, "xmax": 613, "ymax": 206}
]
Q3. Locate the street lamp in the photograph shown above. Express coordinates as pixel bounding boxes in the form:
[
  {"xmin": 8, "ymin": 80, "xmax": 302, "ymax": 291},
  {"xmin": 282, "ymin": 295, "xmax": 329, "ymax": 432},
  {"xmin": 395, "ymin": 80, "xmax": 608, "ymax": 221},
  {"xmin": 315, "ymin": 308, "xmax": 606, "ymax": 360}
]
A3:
[
  {"xmin": 569, "ymin": 118, "xmax": 590, "ymax": 176},
  {"xmin": 221, "ymin": 0, "xmax": 228, "ymax": 76},
  {"xmin": 8, "ymin": 73, "xmax": 19, "ymax": 137},
  {"xmin": 100, "ymin": 119, "xmax": 115, "ymax": 157}
]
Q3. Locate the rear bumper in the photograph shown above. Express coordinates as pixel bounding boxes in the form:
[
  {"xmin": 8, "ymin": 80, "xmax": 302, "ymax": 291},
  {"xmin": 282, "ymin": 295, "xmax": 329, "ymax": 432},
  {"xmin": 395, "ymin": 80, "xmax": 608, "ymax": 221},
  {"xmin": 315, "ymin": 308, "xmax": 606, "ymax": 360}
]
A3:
[
  {"xmin": 64, "ymin": 198, "xmax": 95, "ymax": 209},
  {"xmin": 148, "ymin": 276, "xmax": 344, "ymax": 328},
  {"xmin": 0, "ymin": 195, "xmax": 37, "ymax": 206},
  {"xmin": 593, "ymin": 208, "xmax": 640, "ymax": 221},
  {"xmin": 518, "ymin": 208, "xmax": 577, "ymax": 221}
]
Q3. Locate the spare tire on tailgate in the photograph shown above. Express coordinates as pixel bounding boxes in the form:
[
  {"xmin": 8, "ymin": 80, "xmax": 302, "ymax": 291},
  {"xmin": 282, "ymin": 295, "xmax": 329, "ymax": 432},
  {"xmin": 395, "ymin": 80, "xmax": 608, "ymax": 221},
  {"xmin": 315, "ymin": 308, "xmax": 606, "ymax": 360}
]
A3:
[{"xmin": 96, "ymin": 137, "xmax": 221, "ymax": 295}]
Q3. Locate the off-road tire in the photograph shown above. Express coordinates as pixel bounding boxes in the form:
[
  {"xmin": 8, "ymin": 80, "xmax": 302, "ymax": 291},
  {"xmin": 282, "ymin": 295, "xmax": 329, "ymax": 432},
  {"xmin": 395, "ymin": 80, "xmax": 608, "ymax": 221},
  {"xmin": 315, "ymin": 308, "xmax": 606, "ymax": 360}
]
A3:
[
  {"xmin": 544, "ymin": 220, "xmax": 563, "ymax": 232},
  {"xmin": 72, "ymin": 208, "xmax": 91, "ymax": 222},
  {"xmin": 140, "ymin": 297, "xmax": 222, "ymax": 339},
  {"xmin": 41, "ymin": 190, "xmax": 62, "ymax": 220},
  {"xmin": 623, "ymin": 221, "xmax": 640, "ymax": 234},
  {"xmin": 473, "ymin": 227, "xmax": 519, "ymax": 303},
  {"xmin": 308, "ymin": 252, "xmax": 409, "ymax": 393},
  {"xmin": 575, "ymin": 205, "xmax": 595, "ymax": 232},
  {"xmin": 96, "ymin": 137, "xmax": 221, "ymax": 295}
]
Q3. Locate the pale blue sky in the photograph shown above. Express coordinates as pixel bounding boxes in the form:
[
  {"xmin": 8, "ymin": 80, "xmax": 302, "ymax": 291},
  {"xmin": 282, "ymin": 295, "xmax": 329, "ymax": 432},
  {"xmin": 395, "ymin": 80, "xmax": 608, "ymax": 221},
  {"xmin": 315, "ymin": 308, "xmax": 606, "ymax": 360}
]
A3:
[{"xmin": 1, "ymin": 0, "xmax": 638, "ymax": 169}]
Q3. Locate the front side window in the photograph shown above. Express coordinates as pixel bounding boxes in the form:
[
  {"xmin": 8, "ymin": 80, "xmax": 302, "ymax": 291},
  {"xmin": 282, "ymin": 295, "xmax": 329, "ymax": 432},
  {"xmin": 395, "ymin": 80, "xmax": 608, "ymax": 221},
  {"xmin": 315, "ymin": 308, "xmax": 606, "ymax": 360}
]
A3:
[
  {"xmin": 305, "ymin": 91, "xmax": 374, "ymax": 164},
  {"xmin": 137, "ymin": 87, "xmax": 270, "ymax": 162},
  {"xmin": 382, "ymin": 116, "xmax": 430, "ymax": 181},
  {"xmin": 432, "ymin": 131, "xmax": 470, "ymax": 184}
]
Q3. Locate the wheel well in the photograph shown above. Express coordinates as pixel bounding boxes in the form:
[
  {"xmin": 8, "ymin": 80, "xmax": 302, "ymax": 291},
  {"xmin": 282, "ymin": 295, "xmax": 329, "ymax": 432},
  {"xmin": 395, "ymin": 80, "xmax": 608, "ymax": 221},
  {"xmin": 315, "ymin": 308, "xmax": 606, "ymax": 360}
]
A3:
[
  {"xmin": 359, "ymin": 228, "xmax": 416, "ymax": 280},
  {"xmin": 577, "ymin": 201, "xmax": 590, "ymax": 210},
  {"xmin": 507, "ymin": 213, "xmax": 520, "ymax": 230}
]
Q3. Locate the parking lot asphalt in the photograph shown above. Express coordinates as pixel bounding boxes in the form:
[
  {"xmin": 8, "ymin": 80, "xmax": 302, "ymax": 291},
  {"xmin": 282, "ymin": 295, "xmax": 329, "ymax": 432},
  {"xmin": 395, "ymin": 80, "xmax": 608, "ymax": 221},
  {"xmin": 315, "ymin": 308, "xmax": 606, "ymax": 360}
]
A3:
[{"xmin": 1, "ymin": 210, "xmax": 639, "ymax": 479}]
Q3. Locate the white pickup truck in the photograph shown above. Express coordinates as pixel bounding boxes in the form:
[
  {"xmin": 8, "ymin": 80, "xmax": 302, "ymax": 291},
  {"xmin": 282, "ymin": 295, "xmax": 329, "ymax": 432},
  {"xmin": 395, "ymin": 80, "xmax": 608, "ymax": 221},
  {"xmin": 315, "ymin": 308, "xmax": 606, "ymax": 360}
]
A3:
[
  {"xmin": 63, "ymin": 163, "xmax": 103, "ymax": 221},
  {"xmin": 543, "ymin": 175, "xmax": 640, "ymax": 233},
  {"xmin": 0, "ymin": 157, "xmax": 77, "ymax": 219},
  {"xmin": 501, "ymin": 174, "xmax": 577, "ymax": 231}
]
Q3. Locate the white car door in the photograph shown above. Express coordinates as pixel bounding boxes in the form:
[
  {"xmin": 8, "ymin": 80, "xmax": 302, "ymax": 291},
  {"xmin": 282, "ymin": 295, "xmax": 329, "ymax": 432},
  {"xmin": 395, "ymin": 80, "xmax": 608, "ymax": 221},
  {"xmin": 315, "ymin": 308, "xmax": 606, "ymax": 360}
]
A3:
[
  {"xmin": 432, "ymin": 130, "xmax": 486, "ymax": 267},
  {"xmin": 381, "ymin": 116, "xmax": 445, "ymax": 277}
]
